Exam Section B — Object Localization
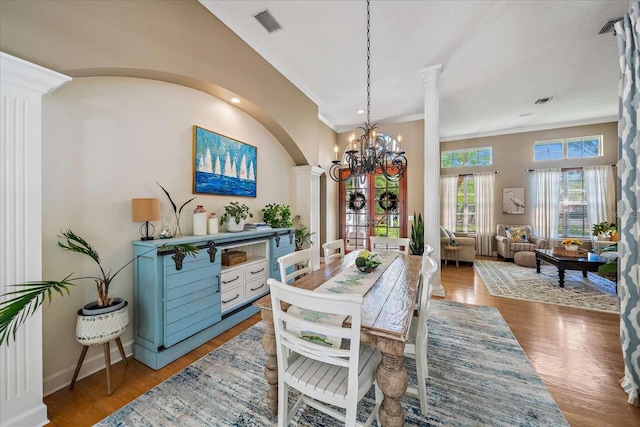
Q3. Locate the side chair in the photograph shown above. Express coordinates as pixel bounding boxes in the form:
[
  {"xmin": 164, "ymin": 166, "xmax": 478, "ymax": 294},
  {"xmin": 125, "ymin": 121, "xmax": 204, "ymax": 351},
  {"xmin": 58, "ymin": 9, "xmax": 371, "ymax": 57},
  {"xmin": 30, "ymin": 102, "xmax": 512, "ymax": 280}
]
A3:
[
  {"xmin": 277, "ymin": 248, "xmax": 314, "ymax": 284},
  {"xmin": 322, "ymin": 239, "xmax": 345, "ymax": 262},
  {"xmin": 404, "ymin": 255, "xmax": 439, "ymax": 415},
  {"xmin": 267, "ymin": 278, "xmax": 382, "ymax": 426},
  {"xmin": 369, "ymin": 236, "xmax": 410, "ymax": 255}
]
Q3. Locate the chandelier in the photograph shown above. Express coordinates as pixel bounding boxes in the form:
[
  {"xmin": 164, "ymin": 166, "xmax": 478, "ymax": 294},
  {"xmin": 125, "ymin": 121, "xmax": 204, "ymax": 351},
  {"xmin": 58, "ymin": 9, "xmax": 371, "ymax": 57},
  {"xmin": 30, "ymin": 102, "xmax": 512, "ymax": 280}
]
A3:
[{"xmin": 329, "ymin": 0, "xmax": 407, "ymax": 183}]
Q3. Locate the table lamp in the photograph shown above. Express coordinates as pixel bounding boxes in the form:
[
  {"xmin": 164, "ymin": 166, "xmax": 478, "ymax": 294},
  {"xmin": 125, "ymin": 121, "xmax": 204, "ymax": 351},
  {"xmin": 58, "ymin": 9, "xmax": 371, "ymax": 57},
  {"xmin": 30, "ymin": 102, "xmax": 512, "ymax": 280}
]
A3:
[{"xmin": 132, "ymin": 198, "xmax": 161, "ymax": 240}]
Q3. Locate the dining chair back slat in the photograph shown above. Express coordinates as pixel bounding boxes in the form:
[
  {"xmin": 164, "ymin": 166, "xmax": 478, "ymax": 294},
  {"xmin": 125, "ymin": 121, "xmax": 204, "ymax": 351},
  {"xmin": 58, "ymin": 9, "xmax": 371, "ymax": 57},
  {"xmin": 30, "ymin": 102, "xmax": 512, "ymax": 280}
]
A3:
[{"xmin": 277, "ymin": 248, "xmax": 314, "ymax": 284}]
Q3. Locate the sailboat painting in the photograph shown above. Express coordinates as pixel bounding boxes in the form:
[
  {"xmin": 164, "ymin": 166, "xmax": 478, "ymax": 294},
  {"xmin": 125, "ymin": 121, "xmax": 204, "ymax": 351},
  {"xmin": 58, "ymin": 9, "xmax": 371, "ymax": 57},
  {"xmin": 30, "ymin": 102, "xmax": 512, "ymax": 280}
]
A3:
[{"xmin": 193, "ymin": 126, "xmax": 257, "ymax": 197}]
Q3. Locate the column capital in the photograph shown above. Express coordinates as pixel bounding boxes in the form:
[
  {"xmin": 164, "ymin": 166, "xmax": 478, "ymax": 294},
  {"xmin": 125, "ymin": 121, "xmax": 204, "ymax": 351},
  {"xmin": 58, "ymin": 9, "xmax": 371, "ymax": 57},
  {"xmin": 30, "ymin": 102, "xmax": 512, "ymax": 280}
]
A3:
[
  {"xmin": 1, "ymin": 52, "xmax": 71, "ymax": 93},
  {"xmin": 293, "ymin": 165, "xmax": 325, "ymax": 177},
  {"xmin": 421, "ymin": 64, "xmax": 443, "ymax": 83}
]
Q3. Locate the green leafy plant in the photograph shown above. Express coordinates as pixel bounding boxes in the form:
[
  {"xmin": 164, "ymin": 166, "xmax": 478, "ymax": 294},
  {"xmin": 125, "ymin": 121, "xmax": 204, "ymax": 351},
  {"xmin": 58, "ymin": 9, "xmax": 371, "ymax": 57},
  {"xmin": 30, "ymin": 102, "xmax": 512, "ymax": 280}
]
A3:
[
  {"xmin": 410, "ymin": 212, "xmax": 424, "ymax": 255},
  {"xmin": 157, "ymin": 182, "xmax": 196, "ymax": 236},
  {"xmin": 592, "ymin": 221, "xmax": 616, "ymax": 239},
  {"xmin": 355, "ymin": 250, "xmax": 382, "ymax": 270},
  {"xmin": 293, "ymin": 215, "xmax": 313, "ymax": 251},
  {"xmin": 261, "ymin": 204, "xmax": 293, "ymax": 228},
  {"xmin": 220, "ymin": 202, "xmax": 253, "ymax": 225},
  {"xmin": 0, "ymin": 230, "xmax": 198, "ymax": 346}
]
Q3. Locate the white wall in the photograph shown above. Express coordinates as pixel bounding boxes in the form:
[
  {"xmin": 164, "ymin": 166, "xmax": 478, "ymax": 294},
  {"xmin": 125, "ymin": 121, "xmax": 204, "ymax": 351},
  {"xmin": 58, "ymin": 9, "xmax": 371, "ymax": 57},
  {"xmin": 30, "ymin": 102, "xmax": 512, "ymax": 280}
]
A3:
[{"xmin": 40, "ymin": 77, "xmax": 295, "ymax": 394}]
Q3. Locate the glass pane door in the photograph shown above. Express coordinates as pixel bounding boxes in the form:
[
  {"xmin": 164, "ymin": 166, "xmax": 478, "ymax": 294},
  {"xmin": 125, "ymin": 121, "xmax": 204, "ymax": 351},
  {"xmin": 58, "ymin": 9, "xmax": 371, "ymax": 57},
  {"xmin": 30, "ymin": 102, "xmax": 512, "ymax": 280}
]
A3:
[{"xmin": 343, "ymin": 175, "xmax": 369, "ymax": 251}]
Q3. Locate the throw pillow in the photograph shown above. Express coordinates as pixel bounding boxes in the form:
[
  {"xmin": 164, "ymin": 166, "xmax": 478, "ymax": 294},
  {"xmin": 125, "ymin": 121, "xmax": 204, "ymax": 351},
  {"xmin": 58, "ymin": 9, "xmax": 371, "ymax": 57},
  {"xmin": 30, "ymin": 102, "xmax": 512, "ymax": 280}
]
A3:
[{"xmin": 506, "ymin": 226, "xmax": 529, "ymax": 243}]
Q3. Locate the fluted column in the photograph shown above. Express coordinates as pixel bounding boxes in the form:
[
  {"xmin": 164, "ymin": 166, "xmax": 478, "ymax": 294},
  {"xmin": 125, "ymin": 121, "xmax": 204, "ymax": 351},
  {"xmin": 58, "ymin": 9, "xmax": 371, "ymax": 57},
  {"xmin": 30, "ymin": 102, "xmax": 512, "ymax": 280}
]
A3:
[
  {"xmin": 421, "ymin": 64, "xmax": 445, "ymax": 297},
  {"xmin": 0, "ymin": 52, "xmax": 70, "ymax": 427}
]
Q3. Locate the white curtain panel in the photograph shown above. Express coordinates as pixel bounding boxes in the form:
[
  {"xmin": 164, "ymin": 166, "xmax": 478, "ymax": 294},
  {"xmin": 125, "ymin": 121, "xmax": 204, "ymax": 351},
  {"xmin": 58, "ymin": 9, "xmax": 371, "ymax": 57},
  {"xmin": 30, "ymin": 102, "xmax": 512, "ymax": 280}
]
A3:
[
  {"xmin": 474, "ymin": 173, "xmax": 495, "ymax": 256},
  {"xmin": 584, "ymin": 165, "xmax": 616, "ymax": 242},
  {"xmin": 440, "ymin": 175, "xmax": 458, "ymax": 231},
  {"xmin": 533, "ymin": 169, "xmax": 561, "ymax": 247},
  {"xmin": 615, "ymin": 1, "xmax": 640, "ymax": 408}
]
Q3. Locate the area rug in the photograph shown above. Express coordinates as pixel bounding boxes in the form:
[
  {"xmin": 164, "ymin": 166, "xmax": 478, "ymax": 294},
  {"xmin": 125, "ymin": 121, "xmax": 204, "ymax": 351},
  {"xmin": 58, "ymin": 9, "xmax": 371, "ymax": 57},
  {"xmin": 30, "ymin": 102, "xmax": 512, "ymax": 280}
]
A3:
[
  {"xmin": 96, "ymin": 300, "xmax": 566, "ymax": 427},
  {"xmin": 474, "ymin": 260, "xmax": 619, "ymax": 313}
]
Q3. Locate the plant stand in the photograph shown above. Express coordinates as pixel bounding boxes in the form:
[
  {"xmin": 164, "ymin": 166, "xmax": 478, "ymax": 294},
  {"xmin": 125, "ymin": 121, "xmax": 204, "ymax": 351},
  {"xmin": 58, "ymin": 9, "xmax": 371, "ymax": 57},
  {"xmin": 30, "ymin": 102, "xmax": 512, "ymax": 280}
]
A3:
[{"xmin": 69, "ymin": 302, "xmax": 129, "ymax": 396}]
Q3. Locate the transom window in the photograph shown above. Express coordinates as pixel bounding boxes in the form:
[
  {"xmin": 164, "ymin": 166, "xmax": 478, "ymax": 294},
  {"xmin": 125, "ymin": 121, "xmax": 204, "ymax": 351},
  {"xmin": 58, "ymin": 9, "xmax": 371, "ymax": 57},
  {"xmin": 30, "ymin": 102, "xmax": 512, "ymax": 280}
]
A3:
[
  {"xmin": 558, "ymin": 168, "xmax": 589, "ymax": 237},
  {"xmin": 534, "ymin": 135, "xmax": 602, "ymax": 161},
  {"xmin": 442, "ymin": 147, "xmax": 492, "ymax": 168}
]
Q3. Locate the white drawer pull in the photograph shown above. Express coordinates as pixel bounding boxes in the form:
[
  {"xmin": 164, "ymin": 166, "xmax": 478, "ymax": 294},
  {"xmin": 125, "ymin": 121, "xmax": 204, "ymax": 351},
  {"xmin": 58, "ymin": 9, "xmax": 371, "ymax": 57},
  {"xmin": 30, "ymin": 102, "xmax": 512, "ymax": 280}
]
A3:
[
  {"xmin": 250, "ymin": 267, "xmax": 265, "ymax": 275},
  {"xmin": 222, "ymin": 294, "xmax": 240, "ymax": 304},
  {"xmin": 222, "ymin": 275, "xmax": 240, "ymax": 284},
  {"xmin": 250, "ymin": 283, "xmax": 265, "ymax": 291}
]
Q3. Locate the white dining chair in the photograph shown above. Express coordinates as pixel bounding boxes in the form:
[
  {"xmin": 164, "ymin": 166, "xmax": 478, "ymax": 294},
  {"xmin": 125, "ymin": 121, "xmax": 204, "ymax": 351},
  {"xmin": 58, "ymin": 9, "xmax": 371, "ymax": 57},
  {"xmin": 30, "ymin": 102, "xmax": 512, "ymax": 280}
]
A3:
[
  {"xmin": 322, "ymin": 239, "xmax": 345, "ymax": 262},
  {"xmin": 424, "ymin": 243, "xmax": 434, "ymax": 257},
  {"xmin": 369, "ymin": 236, "xmax": 410, "ymax": 255},
  {"xmin": 277, "ymin": 248, "xmax": 314, "ymax": 284},
  {"xmin": 267, "ymin": 278, "xmax": 382, "ymax": 426},
  {"xmin": 404, "ymin": 255, "xmax": 438, "ymax": 415}
]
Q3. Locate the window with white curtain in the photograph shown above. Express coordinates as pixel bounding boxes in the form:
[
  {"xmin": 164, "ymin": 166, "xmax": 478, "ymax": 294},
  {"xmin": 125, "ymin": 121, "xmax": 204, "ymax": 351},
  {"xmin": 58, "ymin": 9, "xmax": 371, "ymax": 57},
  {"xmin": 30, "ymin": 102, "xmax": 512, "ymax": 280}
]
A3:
[
  {"xmin": 558, "ymin": 168, "xmax": 589, "ymax": 237},
  {"xmin": 456, "ymin": 176, "xmax": 476, "ymax": 232}
]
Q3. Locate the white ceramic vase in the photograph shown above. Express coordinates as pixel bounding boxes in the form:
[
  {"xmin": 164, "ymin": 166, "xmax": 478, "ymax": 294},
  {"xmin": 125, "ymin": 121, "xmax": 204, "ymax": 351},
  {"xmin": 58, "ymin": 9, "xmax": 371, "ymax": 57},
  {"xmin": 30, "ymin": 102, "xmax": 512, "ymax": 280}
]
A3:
[
  {"xmin": 226, "ymin": 217, "xmax": 245, "ymax": 232},
  {"xmin": 564, "ymin": 244, "xmax": 579, "ymax": 251}
]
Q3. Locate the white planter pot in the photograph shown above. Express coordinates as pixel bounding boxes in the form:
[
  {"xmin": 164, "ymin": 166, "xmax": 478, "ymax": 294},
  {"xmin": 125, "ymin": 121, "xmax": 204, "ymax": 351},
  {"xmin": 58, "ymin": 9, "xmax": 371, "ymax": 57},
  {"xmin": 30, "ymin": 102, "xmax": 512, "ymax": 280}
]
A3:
[
  {"xmin": 75, "ymin": 301, "xmax": 129, "ymax": 346},
  {"xmin": 564, "ymin": 244, "xmax": 579, "ymax": 251},
  {"xmin": 81, "ymin": 296, "xmax": 126, "ymax": 316},
  {"xmin": 226, "ymin": 217, "xmax": 245, "ymax": 232}
]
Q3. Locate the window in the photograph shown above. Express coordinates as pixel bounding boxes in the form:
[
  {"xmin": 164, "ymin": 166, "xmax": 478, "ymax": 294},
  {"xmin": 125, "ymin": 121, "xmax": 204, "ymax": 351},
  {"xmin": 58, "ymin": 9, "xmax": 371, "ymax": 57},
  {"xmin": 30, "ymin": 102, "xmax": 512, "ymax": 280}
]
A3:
[
  {"xmin": 534, "ymin": 135, "xmax": 602, "ymax": 161},
  {"xmin": 558, "ymin": 168, "xmax": 589, "ymax": 237},
  {"xmin": 456, "ymin": 176, "xmax": 476, "ymax": 232},
  {"xmin": 442, "ymin": 147, "xmax": 492, "ymax": 168}
]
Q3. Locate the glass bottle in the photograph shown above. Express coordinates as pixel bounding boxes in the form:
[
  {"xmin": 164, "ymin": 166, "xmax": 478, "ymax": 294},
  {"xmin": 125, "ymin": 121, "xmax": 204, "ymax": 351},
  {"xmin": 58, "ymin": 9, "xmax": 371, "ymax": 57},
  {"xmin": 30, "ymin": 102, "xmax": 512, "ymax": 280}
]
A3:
[{"xmin": 159, "ymin": 216, "xmax": 174, "ymax": 239}]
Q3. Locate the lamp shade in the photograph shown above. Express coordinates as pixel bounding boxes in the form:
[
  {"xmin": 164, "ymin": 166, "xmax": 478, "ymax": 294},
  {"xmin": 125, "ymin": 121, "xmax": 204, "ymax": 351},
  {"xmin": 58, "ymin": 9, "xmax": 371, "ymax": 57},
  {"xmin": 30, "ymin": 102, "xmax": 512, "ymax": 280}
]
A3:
[{"xmin": 132, "ymin": 198, "xmax": 161, "ymax": 222}]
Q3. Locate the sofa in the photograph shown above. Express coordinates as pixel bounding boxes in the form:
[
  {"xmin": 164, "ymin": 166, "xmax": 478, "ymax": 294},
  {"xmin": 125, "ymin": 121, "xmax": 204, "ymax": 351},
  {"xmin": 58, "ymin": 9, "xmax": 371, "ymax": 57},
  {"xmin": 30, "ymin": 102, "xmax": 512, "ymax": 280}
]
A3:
[
  {"xmin": 495, "ymin": 224, "xmax": 547, "ymax": 261},
  {"xmin": 439, "ymin": 227, "xmax": 476, "ymax": 264}
]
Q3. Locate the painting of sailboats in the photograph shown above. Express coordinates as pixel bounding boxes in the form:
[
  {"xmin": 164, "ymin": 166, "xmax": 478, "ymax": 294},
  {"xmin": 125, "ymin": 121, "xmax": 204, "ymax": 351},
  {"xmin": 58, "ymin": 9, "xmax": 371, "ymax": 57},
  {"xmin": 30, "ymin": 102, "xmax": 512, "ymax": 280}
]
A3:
[{"xmin": 193, "ymin": 125, "xmax": 257, "ymax": 197}]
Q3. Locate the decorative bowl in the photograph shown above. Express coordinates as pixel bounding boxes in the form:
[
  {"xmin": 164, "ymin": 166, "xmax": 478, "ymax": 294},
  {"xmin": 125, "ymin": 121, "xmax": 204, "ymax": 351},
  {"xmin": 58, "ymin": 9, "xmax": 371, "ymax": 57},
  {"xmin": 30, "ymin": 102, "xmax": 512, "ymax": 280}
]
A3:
[{"xmin": 357, "ymin": 265, "xmax": 378, "ymax": 273}]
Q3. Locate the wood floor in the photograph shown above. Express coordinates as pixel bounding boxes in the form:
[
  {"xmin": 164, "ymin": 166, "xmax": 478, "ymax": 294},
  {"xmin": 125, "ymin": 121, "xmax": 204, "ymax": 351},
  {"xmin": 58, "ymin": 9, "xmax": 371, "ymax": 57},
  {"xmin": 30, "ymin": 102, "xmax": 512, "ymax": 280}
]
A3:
[{"xmin": 43, "ymin": 256, "xmax": 640, "ymax": 427}]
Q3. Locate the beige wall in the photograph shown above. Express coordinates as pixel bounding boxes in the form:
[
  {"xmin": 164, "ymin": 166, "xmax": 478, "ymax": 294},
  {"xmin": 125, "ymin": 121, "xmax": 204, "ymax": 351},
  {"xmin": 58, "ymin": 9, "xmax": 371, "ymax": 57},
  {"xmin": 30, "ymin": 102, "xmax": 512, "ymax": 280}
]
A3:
[
  {"xmin": 442, "ymin": 122, "xmax": 618, "ymax": 228},
  {"xmin": 40, "ymin": 77, "xmax": 295, "ymax": 393},
  {"xmin": 318, "ymin": 123, "xmax": 338, "ymax": 246}
]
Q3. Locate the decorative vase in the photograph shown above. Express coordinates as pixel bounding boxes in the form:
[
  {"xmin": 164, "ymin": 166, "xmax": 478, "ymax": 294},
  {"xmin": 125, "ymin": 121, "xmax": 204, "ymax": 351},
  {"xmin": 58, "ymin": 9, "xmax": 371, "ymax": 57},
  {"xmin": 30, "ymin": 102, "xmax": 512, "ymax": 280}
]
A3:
[
  {"xmin": 174, "ymin": 214, "xmax": 183, "ymax": 238},
  {"xmin": 193, "ymin": 205, "xmax": 207, "ymax": 236},
  {"xmin": 208, "ymin": 213, "xmax": 219, "ymax": 234},
  {"xmin": 564, "ymin": 244, "xmax": 579, "ymax": 251},
  {"xmin": 159, "ymin": 216, "xmax": 174, "ymax": 239},
  {"xmin": 226, "ymin": 217, "xmax": 245, "ymax": 232}
]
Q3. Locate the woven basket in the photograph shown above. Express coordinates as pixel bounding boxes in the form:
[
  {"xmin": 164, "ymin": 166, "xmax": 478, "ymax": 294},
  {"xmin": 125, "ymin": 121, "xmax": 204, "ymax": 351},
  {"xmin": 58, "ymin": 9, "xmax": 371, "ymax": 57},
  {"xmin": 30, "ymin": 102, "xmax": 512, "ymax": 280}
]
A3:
[
  {"xmin": 552, "ymin": 246, "xmax": 589, "ymax": 258},
  {"xmin": 75, "ymin": 302, "xmax": 129, "ymax": 346}
]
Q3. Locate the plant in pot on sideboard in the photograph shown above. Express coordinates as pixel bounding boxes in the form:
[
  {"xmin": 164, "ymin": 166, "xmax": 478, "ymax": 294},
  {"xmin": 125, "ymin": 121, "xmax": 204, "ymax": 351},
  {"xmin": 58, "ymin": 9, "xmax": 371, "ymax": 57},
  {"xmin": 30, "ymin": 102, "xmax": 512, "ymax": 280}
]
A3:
[
  {"xmin": 261, "ymin": 203, "xmax": 293, "ymax": 228},
  {"xmin": 220, "ymin": 202, "xmax": 253, "ymax": 232}
]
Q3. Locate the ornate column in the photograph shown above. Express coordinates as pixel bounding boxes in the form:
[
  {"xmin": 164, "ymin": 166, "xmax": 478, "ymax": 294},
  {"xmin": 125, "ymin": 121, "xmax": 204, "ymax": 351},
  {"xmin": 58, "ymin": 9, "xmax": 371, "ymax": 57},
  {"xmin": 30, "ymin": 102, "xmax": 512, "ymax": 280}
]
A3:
[
  {"xmin": 0, "ymin": 52, "xmax": 70, "ymax": 427},
  {"xmin": 421, "ymin": 64, "xmax": 445, "ymax": 297},
  {"xmin": 293, "ymin": 166, "xmax": 324, "ymax": 268}
]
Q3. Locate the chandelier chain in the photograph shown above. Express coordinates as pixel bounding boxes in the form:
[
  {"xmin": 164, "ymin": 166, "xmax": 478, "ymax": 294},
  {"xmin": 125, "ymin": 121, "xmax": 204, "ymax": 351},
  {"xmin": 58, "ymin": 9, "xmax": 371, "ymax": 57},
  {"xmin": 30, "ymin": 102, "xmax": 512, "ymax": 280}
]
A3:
[{"xmin": 367, "ymin": 0, "xmax": 371, "ymax": 125}]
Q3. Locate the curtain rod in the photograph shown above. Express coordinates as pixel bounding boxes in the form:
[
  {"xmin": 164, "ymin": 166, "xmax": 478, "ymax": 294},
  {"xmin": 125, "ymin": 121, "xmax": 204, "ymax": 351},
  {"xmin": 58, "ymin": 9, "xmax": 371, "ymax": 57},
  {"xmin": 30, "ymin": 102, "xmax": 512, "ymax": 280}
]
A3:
[
  {"xmin": 527, "ymin": 164, "xmax": 616, "ymax": 172},
  {"xmin": 458, "ymin": 171, "xmax": 499, "ymax": 177}
]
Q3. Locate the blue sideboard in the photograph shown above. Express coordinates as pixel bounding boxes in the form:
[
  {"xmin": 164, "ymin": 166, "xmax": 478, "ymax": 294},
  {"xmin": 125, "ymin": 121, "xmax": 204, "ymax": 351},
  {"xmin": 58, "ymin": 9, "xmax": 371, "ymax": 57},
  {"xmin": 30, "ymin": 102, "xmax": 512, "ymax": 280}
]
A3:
[{"xmin": 132, "ymin": 228, "xmax": 294, "ymax": 370}]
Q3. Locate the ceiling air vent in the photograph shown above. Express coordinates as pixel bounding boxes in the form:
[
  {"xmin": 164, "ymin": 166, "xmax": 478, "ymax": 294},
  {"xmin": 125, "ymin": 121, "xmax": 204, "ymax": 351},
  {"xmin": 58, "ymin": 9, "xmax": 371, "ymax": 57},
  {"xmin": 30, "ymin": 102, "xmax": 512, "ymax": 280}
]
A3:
[
  {"xmin": 535, "ymin": 96, "xmax": 556, "ymax": 105},
  {"xmin": 254, "ymin": 10, "xmax": 282, "ymax": 33},
  {"xmin": 598, "ymin": 17, "xmax": 623, "ymax": 35}
]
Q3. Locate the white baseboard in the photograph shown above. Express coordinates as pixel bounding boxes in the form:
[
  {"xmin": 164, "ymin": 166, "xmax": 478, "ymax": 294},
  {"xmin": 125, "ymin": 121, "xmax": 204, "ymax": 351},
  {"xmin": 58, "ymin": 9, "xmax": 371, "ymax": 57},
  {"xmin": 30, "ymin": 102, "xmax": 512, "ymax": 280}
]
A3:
[
  {"xmin": 1, "ymin": 403, "xmax": 48, "ymax": 427},
  {"xmin": 43, "ymin": 338, "xmax": 134, "ymax": 397}
]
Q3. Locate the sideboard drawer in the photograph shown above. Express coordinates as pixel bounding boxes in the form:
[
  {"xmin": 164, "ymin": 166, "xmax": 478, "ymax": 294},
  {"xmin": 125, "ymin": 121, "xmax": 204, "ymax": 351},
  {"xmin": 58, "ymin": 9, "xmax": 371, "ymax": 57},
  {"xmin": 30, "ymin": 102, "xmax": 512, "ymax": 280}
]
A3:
[
  {"xmin": 245, "ymin": 260, "xmax": 268, "ymax": 279},
  {"xmin": 221, "ymin": 286, "xmax": 245, "ymax": 312},
  {"xmin": 245, "ymin": 277, "xmax": 268, "ymax": 299},
  {"xmin": 221, "ymin": 266, "xmax": 244, "ymax": 291}
]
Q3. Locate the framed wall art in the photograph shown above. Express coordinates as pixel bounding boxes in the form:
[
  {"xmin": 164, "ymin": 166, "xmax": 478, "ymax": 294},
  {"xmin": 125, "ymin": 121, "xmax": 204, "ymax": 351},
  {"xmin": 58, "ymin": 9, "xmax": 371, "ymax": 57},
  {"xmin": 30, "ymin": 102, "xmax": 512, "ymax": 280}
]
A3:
[
  {"xmin": 193, "ymin": 125, "xmax": 257, "ymax": 197},
  {"xmin": 503, "ymin": 187, "xmax": 525, "ymax": 214}
]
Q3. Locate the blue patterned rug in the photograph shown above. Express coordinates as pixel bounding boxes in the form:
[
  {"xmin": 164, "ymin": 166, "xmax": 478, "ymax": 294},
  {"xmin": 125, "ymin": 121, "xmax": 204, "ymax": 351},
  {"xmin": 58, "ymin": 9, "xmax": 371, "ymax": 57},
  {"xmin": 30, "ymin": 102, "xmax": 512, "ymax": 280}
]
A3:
[
  {"xmin": 474, "ymin": 260, "xmax": 619, "ymax": 313},
  {"xmin": 96, "ymin": 301, "xmax": 567, "ymax": 426}
]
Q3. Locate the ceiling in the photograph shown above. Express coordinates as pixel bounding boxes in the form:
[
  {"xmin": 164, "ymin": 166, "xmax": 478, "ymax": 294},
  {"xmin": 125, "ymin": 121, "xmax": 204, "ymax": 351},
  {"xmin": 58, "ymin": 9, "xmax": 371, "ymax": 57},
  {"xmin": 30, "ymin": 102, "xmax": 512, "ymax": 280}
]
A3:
[{"xmin": 200, "ymin": 1, "xmax": 628, "ymax": 141}]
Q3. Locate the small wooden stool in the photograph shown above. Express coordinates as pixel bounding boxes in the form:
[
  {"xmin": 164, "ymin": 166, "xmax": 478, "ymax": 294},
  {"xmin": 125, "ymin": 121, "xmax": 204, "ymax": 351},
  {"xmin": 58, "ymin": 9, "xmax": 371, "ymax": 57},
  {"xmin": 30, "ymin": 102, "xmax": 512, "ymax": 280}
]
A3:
[
  {"xmin": 443, "ymin": 245, "xmax": 462, "ymax": 268},
  {"xmin": 69, "ymin": 302, "xmax": 129, "ymax": 396}
]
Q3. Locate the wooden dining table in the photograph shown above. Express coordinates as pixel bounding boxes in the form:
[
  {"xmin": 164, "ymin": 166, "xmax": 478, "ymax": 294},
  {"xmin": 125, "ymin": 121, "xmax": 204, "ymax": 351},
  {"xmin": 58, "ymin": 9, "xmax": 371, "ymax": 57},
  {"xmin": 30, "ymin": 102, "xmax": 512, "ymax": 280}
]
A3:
[{"xmin": 253, "ymin": 250, "xmax": 422, "ymax": 427}]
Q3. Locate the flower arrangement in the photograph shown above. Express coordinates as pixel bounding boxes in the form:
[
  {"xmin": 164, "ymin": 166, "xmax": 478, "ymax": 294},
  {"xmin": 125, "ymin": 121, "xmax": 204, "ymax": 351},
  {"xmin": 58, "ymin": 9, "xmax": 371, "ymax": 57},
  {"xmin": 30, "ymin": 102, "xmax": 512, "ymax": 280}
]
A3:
[
  {"xmin": 355, "ymin": 250, "xmax": 381, "ymax": 272},
  {"xmin": 561, "ymin": 238, "xmax": 582, "ymax": 246}
]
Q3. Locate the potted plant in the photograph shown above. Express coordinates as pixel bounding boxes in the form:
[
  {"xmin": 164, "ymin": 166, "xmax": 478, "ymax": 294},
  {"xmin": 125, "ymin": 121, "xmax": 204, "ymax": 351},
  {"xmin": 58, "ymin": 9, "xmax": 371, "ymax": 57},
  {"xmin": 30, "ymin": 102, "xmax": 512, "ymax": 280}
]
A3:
[
  {"xmin": 293, "ymin": 215, "xmax": 313, "ymax": 251},
  {"xmin": 157, "ymin": 182, "xmax": 196, "ymax": 238},
  {"xmin": 0, "ymin": 230, "xmax": 198, "ymax": 346},
  {"xmin": 410, "ymin": 212, "xmax": 424, "ymax": 255},
  {"xmin": 561, "ymin": 238, "xmax": 583, "ymax": 251},
  {"xmin": 261, "ymin": 203, "xmax": 293, "ymax": 228},
  {"xmin": 220, "ymin": 202, "xmax": 253, "ymax": 232},
  {"xmin": 592, "ymin": 221, "xmax": 617, "ymax": 241},
  {"xmin": 355, "ymin": 249, "xmax": 382, "ymax": 273}
]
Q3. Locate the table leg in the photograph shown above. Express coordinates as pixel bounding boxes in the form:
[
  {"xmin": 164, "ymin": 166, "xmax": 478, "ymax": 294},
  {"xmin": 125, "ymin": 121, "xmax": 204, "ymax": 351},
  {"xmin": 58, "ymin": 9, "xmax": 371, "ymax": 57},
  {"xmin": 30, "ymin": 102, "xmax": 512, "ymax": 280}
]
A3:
[
  {"xmin": 377, "ymin": 352, "xmax": 407, "ymax": 427},
  {"xmin": 559, "ymin": 269, "xmax": 565, "ymax": 287},
  {"xmin": 536, "ymin": 257, "xmax": 541, "ymax": 273},
  {"xmin": 455, "ymin": 250, "xmax": 459, "ymax": 268},
  {"xmin": 261, "ymin": 310, "xmax": 278, "ymax": 416},
  {"xmin": 583, "ymin": 270, "xmax": 588, "ymax": 278}
]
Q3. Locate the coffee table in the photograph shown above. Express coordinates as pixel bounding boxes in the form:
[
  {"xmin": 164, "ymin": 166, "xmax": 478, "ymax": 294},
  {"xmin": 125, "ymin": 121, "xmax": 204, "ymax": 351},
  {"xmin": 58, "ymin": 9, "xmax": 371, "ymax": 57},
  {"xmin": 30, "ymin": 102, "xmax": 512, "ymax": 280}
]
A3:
[{"xmin": 534, "ymin": 249, "xmax": 608, "ymax": 287}]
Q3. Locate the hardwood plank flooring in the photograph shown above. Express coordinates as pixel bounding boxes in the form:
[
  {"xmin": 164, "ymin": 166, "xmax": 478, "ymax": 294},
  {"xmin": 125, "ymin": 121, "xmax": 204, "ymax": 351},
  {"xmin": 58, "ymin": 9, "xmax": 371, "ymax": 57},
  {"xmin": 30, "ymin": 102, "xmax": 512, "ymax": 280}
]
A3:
[{"xmin": 43, "ymin": 256, "xmax": 640, "ymax": 426}]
